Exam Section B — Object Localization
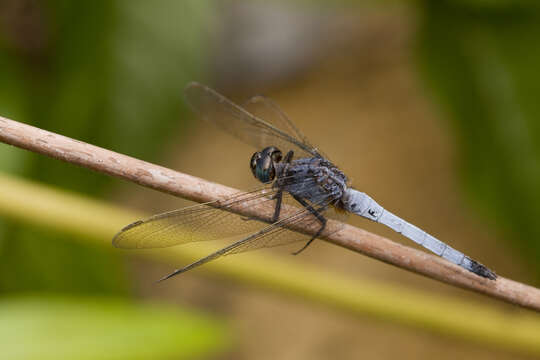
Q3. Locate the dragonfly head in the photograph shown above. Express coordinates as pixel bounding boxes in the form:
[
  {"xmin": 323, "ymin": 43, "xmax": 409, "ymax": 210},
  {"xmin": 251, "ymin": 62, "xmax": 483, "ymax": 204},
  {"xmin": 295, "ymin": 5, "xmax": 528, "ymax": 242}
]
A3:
[{"xmin": 250, "ymin": 146, "xmax": 282, "ymax": 183}]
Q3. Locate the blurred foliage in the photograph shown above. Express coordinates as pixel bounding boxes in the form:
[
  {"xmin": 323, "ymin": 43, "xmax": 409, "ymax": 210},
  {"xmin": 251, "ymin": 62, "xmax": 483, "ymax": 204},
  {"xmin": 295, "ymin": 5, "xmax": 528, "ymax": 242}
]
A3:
[
  {"xmin": 452, "ymin": 0, "xmax": 540, "ymax": 9},
  {"xmin": 418, "ymin": 1, "xmax": 540, "ymax": 278},
  {"xmin": 0, "ymin": 295, "xmax": 229, "ymax": 360},
  {"xmin": 0, "ymin": 0, "xmax": 213, "ymax": 293}
]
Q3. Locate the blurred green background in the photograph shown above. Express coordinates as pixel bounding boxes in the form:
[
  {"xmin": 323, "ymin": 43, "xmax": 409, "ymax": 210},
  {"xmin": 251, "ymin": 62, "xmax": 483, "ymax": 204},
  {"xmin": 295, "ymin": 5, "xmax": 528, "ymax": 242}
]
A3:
[{"xmin": 1, "ymin": 0, "xmax": 540, "ymax": 359}]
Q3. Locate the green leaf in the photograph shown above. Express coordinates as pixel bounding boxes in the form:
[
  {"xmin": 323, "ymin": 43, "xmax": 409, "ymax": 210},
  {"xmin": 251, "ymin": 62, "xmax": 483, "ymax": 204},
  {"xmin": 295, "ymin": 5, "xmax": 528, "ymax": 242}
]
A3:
[{"xmin": 0, "ymin": 296, "xmax": 229, "ymax": 360}]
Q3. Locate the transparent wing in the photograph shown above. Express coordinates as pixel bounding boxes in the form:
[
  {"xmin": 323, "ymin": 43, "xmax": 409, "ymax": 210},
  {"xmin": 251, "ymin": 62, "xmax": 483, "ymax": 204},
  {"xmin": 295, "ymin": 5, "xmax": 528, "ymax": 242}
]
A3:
[
  {"xmin": 226, "ymin": 202, "xmax": 346, "ymax": 255},
  {"xmin": 157, "ymin": 191, "xmax": 347, "ymax": 281},
  {"xmin": 112, "ymin": 172, "xmax": 346, "ymax": 249},
  {"xmin": 184, "ymin": 82, "xmax": 322, "ymax": 159},
  {"xmin": 242, "ymin": 94, "xmax": 331, "ymax": 161},
  {"xmin": 112, "ymin": 187, "xmax": 278, "ymax": 249}
]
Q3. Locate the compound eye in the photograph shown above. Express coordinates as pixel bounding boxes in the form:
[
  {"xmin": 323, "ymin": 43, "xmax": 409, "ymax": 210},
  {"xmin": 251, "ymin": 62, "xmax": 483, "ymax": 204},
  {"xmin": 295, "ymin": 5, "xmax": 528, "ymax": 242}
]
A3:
[
  {"xmin": 265, "ymin": 166, "xmax": 276, "ymax": 183},
  {"xmin": 258, "ymin": 155, "xmax": 275, "ymax": 183},
  {"xmin": 250, "ymin": 152, "xmax": 261, "ymax": 178}
]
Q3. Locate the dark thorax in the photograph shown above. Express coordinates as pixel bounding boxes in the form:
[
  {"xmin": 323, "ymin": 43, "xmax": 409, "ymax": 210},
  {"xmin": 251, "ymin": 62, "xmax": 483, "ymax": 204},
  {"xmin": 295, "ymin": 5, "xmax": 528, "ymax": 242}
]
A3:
[{"xmin": 275, "ymin": 157, "xmax": 348, "ymax": 207}]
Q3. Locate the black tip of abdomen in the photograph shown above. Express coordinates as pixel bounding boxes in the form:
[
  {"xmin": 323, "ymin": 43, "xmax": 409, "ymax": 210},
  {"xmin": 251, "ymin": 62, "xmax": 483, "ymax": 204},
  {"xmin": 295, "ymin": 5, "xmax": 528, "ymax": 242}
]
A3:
[{"xmin": 469, "ymin": 259, "xmax": 497, "ymax": 280}]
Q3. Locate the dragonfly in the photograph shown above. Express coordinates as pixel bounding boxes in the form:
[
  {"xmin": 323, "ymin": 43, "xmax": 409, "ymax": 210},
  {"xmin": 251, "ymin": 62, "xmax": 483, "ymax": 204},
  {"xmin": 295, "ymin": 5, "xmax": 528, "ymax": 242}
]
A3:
[{"xmin": 113, "ymin": 82, "xmax": 497, "ymax": 281}]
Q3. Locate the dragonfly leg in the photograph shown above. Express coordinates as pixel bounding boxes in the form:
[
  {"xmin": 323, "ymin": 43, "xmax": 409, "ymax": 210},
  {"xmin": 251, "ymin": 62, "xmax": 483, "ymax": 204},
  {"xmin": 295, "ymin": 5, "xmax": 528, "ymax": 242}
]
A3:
[
  {"xmin": 283, "ymin": 150, "xmax": 294, "ymax": 163},
  {"xmin": 290, "ymin": 195, "xmax": 327, "ymax": 255},
  {"xmin": 241, "ymin": 189, "xmax": 283, "ymax": 223},
  {"xmin": 271, "ymin": 189, "xmax": 283, "ymax": 223}
]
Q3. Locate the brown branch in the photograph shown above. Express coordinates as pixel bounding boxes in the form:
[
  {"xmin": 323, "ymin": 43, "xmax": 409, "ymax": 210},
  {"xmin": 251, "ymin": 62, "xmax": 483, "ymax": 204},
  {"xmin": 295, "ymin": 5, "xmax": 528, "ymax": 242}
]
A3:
[{"xmin": 0, "ymin": 115, "xmax": 539, "ymax": 311}]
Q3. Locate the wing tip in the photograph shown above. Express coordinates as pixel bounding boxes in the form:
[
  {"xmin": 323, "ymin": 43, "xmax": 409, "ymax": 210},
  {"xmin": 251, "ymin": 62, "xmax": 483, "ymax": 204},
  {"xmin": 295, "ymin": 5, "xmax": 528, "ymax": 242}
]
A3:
[
  {"xmin": 154, "ymin": 268, "xmax": 186, "ymax": 283},
  {"xmin": 184, "ymin": 81, "xmax": 203, "ymax": 92},
  {"xmin": 111, "ymin": 220, "xmax": 144, "ymax": 248},
  {"xmin": 121, "ymin": 220, "xmax": 144, "ymax": 232},
  {"xmin": 184, "ymin": 81, "xmax": 215, "ymax": 114},
  {"xmin": 111, "ymin": 232, "xmax": 125, "ymax": 248}
]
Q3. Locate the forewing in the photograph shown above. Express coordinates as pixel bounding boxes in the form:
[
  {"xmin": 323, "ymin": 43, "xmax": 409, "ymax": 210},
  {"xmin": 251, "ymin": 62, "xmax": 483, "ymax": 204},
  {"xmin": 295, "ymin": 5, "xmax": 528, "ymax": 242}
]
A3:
[
  {"xmin": 157, "ymin": 188, "xmax": 348, "ymax": 280},
  {"xmin": 184, "ymin": 82, "xmax": 320, "ymax": 158},
  {"xmin": 242, "ymin": 94, "xmax": 315, "ymax": 146},
  {"xmin": 112, "ymin": 187, "xmax": 278, "ymax": 249}
]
